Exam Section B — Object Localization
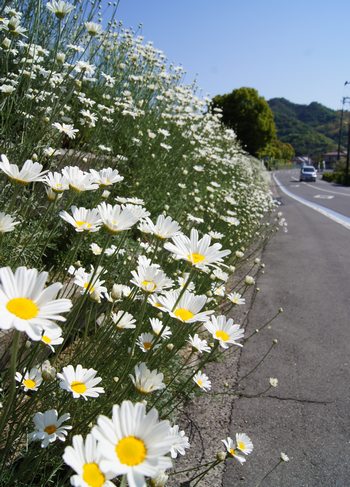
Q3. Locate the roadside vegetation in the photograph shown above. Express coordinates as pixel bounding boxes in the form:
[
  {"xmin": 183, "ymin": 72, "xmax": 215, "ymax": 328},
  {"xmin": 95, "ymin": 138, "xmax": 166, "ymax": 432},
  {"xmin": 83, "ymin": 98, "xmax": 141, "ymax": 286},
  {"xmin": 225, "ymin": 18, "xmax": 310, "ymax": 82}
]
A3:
[{"xmin": 0, "ymin": 1, "xmax": 286, "ymax": 485}]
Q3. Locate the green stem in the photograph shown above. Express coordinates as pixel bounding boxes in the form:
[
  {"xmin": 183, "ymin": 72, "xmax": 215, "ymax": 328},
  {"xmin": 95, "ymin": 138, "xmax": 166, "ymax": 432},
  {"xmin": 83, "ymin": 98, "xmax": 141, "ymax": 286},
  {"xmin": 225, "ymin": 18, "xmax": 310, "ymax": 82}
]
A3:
[{"xmin": 0, "ymin": 331, "xmax": 20, "ymax": 442}]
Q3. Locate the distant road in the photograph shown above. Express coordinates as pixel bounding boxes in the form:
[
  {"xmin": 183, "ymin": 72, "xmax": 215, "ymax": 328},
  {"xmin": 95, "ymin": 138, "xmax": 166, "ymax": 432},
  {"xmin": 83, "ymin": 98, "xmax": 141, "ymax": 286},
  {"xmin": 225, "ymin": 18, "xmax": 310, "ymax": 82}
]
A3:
[
  {"xmin": 223, "ymin": 171, "xmax": 350, "ymax": 487},
  {"xmin": 274, "ymin": 169, "xmax": 350, "ymax": 219}
]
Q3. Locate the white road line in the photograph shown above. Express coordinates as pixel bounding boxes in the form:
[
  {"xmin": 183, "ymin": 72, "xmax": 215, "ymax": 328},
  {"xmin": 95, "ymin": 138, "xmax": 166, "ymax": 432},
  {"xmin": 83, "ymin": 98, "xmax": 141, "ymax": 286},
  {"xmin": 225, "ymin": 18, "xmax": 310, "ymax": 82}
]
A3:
[
  {"xmin": 314, "ymin": 194, "xmax": 334, "ymax": 199},
  {"xmin": 291, "ymin": 174, "xmax": 350, "ymax": 196},
  {"xmin": 273, "ymin": 174, "xmax": 350, "ymax": 231},
  {"xmin": 301, "ymin": 181, "xmax": 350, "ymax": 197}
]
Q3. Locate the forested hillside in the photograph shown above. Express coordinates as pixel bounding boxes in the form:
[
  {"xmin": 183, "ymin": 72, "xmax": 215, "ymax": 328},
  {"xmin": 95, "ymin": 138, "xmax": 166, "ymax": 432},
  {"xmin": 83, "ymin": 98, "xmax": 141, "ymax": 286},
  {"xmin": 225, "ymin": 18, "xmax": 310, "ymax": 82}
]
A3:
[{"xmin": 268, "ymin": 98, "xmax": 341, "ymax": 157}]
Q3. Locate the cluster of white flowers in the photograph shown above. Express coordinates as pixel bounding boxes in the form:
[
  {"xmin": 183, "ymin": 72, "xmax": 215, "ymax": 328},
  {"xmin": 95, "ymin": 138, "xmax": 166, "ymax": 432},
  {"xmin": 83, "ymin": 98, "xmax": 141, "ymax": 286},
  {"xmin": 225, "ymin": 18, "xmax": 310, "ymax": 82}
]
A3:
[{"xmin": 0, "ymin": 2, "xmax": 286, "ymax": 485}]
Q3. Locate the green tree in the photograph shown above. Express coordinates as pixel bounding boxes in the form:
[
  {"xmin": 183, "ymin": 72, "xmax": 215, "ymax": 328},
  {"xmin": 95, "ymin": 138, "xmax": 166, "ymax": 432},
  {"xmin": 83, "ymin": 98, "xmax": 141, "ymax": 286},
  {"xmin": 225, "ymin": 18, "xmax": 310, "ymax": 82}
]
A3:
[
  {"xmin": 212, "ymin": 87, "xmax": 276, "ymax": 156},
  {"xmin": 258, "ymin": 139, "xmax": 295, "ymax": 160}
]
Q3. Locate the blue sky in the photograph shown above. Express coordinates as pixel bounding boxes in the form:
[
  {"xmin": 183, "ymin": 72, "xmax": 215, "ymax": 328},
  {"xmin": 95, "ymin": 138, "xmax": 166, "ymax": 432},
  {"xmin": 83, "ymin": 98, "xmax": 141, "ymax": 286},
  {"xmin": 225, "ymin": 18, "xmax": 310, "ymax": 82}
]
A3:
[{"xmin": 112, "ymin": 0, "xmax": 350, "ymax": 110}]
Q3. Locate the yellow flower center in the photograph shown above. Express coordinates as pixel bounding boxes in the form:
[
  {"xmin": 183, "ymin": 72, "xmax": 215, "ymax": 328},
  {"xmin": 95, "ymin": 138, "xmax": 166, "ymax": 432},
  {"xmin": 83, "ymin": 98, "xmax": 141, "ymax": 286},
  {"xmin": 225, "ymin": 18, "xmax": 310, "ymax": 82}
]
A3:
[
  {"xmin": 44, "ymin": 425, "xmax": 57, "ymax": 435},
  {"xmin": 141, "ymin": 280, "xmax": 157, "ymax": 292},
  {"xmin": 197, "ymin": 379, "xmax": 203, "ymax": 387},
  {"xmin": 76, "ymin": 220, "xmax": 92, "ymax": 229},
  {"xmin": 229, "ymin": 448, "xmax": 236, "ymax": 456},
  {"xmin": 42, "ymin": 335, "xmax": 52, "ymax": 344},
  {"xmin": 70, "ymin": 381, "xmax": 87, "ymax": 394},
  {"xmin": 83, "ymin": 282, "xmax": 95, "ymax": 293},
  {"xmin": 23, "ymin": 378, "xmax": 36, "ymax": 389},
  {"xmin": 6, "ymin": 297, "xmax": 39, "ymax": 320},
  {"xmin": 188, "ymin": 252, "xmax": 205, "ymax": 264},
  {"xmin": 115, "ymin": 436, "xmax": 147, "ymax": 466},
  {"xmin": 143, "ymin": 341, "xmax": 152, "ymax": 350},
  {"xmin": 174, "ymin": 308, "xmax": 194, "ymax": 321},
  {"xmin": 215, "ymin": 330, "xmax": 230, "ymax": 341},
  {"xmin": 82, "ymin": 463, "xmax": 106, "ymax": 487},
  {"xmin": 237, "ymin": 441, "xmax": 246, "ymax": 451}
]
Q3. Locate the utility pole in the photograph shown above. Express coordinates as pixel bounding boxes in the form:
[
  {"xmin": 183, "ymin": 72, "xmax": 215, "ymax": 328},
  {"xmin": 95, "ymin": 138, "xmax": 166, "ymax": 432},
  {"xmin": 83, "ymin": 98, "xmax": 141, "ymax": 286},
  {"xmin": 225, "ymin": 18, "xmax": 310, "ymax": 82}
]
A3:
[
  {"xmin": 346, "ymin": 120, "xmax": 350, "ymax": 184},
  {"xmin": 337, "ymin": 95, "xmax": 350, "ymax": 161}
]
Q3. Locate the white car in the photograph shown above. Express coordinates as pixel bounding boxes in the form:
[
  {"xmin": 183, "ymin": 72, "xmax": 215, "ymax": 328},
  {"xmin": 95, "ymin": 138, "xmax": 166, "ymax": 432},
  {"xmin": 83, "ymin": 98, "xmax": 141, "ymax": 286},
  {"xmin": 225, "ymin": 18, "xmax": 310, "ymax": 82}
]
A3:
[{"xmin": 300, "ymin": 166, "xmax": 317, "ymax": 182}]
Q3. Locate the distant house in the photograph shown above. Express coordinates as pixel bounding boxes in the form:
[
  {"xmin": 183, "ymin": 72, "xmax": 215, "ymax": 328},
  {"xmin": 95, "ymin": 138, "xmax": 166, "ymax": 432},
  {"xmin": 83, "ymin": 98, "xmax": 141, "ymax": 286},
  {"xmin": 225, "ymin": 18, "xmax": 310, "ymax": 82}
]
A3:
[
  {"xmin": 293, "ymin": 156, "xmax": 313, "ymax": 166},
  {"xmin": 322, "ymin": 151, "xmax": 346, "ymax": 170}
]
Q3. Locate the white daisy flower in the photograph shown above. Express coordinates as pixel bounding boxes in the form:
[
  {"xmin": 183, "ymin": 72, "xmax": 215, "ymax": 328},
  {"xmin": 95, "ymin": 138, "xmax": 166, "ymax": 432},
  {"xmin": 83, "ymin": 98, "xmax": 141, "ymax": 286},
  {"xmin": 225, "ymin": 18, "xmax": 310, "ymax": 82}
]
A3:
[
  {"xmin": 111, "ymin": 310, "xmax": 136, "ymax": 330},
  {"xmin": 61, "ymin": 166, "xmax": 98, "ymax": 192},
  {"xmin": 84, "ymin": 21, "xmax": 103, "ymax": 36},
  {"xmin": 41, "ymin": 327, "xmax": 63, "ymax": 352},
  {"xmin": 157, "ymin": 290, "xmax": 213, "ymax": 324},
  {"xmin": 169, "ymin": 425, "xmax": 190, "ymax": 459},
  {"xmin": 212, "ymin": 268, "xmax": 229, "ymax": 282},
  {"xmin": 131, "ymin": 263, "xmax": 173, "ymax": 294},
  {"xmin": 0, "ymin": 212, "xmax": 20, "ymax": 233},
  {"xmin": 0, "ymin": 84, "xmax": 16, "ymax": 95},
  {"xmin": 136, "ymin": 332, "xmax": 161, "ymax": 353},
  {"xmin": 74, "ymin": 60, "xmax": 95, "ymax": 76},
  {"xmin": 227, "ymin": 292, "xmax": 245, "ymax": 305},
  {"xmin": 59, "ymin": 206, "xmax": 101, "ymax": 233},
  {"xmin": 212, "ymin": 283, "xmax": 225, "ymax": 297},
  {"xmin": 97, "ymin": 202, "xmax": 139, "ymax": 234},
  {"xmin": 208, "ymin": 231, "xmax": 224, "ymax": 240},
  {"xmin": 15, "ymin": 367, "xmax": 43, "ymax": 392},
  {"xmin": 90, "ymin": 243, "xmax": 103, "ymax": 255},
  {"xmin": 91, "ymin": 400, "xmax": 173, "ymax": 486},
  {"xmin": 129, "ymin": 363, "xmax": 165, "ymax": 394},
  {"xmin": 139, "ymin": 215, "xmax": 181, "ymax": 239},
  {"xmin": 187, "ymin": 334, "xmax": 210, "ymax": 353},
  {"xmin": 46, "ymin": 0, "xmax": 75, "ymax": 18},
  {"xmin": 149, "ymin": 318, "xmax": 172, "ymax": 339},
  {"xmin": 122, "ymin": 203, "xmax": 150, "ymax": 221},
  {"xmin": 58, "ymin": 364, "xmax": 105, "ymax": 400},
  {"xmin": 235, "ymin": 433, "xmax": 254, "ymax": 455},
  {"xmin": 115, "ymin": 196, "xmax": 144, "ymax": 205},
  {"xmin": 205, "ymin": 315, "xmax": 244, "ymax": 349},
  {"xmin": 29, "ymin": 409, "xmax": 71, "ymax": 448},
  {"xmin": 193, "ymin": 371, "xmax": 211, "ymax": 391},
  {"xmin": 52, "ymin": 122, "xmax": 78, "ymax": 139},
  {"xmin": 164, "ymin": 228, "xmax": 230, "ymax": 269},
  {"xmin": 177, "ymin": 273, "xmax": 195, "ymax": 292},
  {"xmin": 222, "ymin": 434, "xmax": 253, "ymax": 464},
  {"xmin": 0, "ymin": 154, "xmax": 47, "ymax": 185},
  {"xmin": 63, "ymin": 434, "xmax": 115, "ymax": 487},
  {"xmin": 110, "ymin": 284, "xmax": 132, "ymax": 301},
  {"xmin": 0, "ymin": 267, "xmax": 72, "ymax": 340},
  {"xmin": 90, "ymin": 168, "xmax": 124, "ymax": 188},
  {"xmin": 43, "ymin": 171, "xmax": 69, "ymax": 193},
  {"xmin": 72, "ymin": 266, "xmax": 107, "ymax": 302}
]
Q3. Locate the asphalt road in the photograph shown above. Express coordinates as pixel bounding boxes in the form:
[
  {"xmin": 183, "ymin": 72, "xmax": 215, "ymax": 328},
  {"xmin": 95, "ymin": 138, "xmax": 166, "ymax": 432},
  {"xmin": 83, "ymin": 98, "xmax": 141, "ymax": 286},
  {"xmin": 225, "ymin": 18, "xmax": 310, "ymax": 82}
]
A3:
[
  {"xmin": 275, "ymin": 169, "xmax": 350, "ymax": 218},
  {"xmin": 223, "ymin": 171, "xmax": 350, "ymax": 487}
]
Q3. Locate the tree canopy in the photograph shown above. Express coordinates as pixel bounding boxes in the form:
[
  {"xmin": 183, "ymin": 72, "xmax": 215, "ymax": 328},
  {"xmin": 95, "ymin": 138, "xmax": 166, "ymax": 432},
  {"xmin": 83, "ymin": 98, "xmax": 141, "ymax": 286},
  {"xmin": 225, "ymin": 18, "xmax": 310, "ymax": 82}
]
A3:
[{"xmin": 212, "ymin": 87, "xmax": 277, "ymax": 156}]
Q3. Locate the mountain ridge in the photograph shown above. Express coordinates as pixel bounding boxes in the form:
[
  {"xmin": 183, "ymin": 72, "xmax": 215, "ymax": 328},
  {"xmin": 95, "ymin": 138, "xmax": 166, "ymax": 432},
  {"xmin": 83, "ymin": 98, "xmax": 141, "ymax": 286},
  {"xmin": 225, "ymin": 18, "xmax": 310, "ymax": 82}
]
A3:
[{"xmin": 268, "ymin": 97, "xmax": 341, "ymax": 157}]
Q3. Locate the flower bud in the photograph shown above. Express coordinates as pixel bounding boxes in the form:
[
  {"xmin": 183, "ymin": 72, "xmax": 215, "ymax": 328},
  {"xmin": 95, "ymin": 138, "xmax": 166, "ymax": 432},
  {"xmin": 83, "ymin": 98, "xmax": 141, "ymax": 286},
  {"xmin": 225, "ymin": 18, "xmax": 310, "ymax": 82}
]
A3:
[
  {"xmin": 41, "ymin": 360, "xmax": 56, "ymax": 381},
  {"xmin": 151, "ymin": 472, "xmax": 169, "ymax": 486},
  {"xmin": 280, "ymin": 452, "xmax": 289, "ymax": 462},
  {"xmin": 217, "ymin": 451, "xmax": 227, "ymax": 461},
  {"xmin": 56, "ymin": 52, "xmax": 66, "ymax": 63},
  {"xmin": 245, "ymin": 276, "xmax": 255, "ymax": 286}
]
